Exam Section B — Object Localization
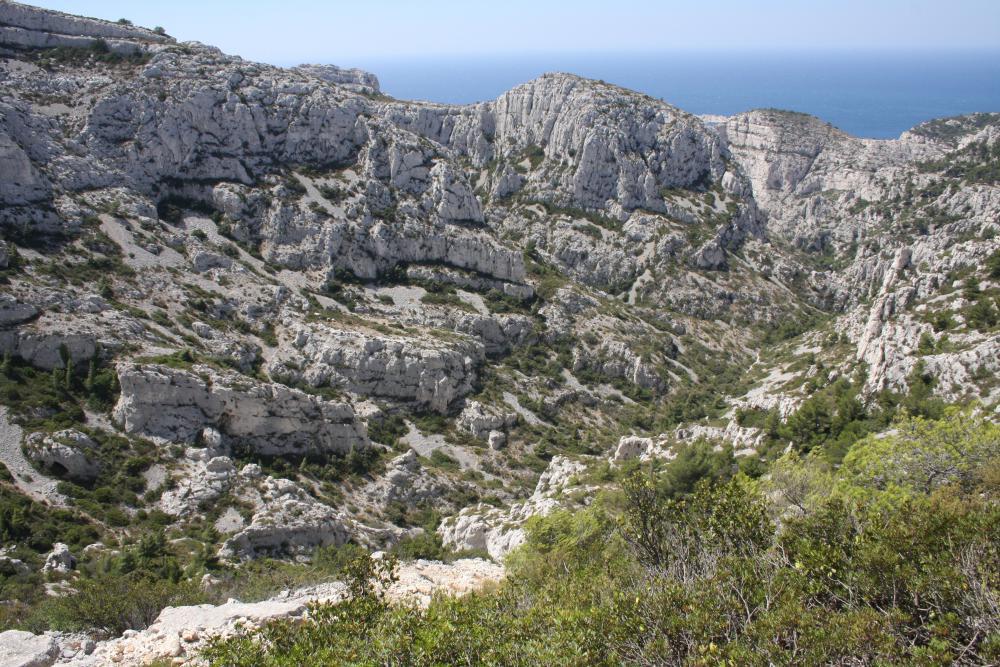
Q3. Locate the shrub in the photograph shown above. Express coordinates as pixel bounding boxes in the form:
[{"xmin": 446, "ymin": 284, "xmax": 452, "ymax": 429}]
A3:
[{"xmin": 26, "ymin": 574, "xmax": 206, "ymax": 636}]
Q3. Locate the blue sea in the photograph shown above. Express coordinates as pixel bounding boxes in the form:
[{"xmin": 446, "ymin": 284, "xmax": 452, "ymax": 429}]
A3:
[{"xmin": 352, "ymin": 51, "xmax": 1000, "ymax": 139}]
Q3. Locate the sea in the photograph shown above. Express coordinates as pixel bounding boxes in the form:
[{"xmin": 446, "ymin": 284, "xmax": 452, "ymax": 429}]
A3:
[{"xmin": 351, "ymin": 50, "xmax": 1000, "ymax": 140}]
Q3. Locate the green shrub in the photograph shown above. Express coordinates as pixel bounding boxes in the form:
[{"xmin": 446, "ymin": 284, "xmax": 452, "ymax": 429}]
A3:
[{"xmin": 26, "ymin": 574, "xmax": 206, "ymax": 636}]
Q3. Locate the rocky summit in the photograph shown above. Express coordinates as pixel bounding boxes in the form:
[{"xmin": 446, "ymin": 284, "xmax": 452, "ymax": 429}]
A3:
[{"xmin": 0, "ymin": 2, "xmax": 998, "ymax": 665}]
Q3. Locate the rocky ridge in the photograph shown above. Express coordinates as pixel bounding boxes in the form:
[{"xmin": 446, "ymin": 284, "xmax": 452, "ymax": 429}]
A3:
[{"xmin": 0, "ymin": 1, "xmax": 998, "ymax": 662}]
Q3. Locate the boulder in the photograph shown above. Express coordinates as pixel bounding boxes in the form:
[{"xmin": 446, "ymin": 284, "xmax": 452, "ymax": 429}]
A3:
[
  {"xmin": 0, "ymin": 296, "xmax": 37, "ymax": 327},
  {"xmin": 0, "ymin": 630, "xmax": 59, "ymax": 667},
  {"xmin": 42, "ymin": 543, "xmax": 75, "ymax": 574},
  {"xmin": 457, "ymin": 401, "xmax": 517, "ymax": 441}
]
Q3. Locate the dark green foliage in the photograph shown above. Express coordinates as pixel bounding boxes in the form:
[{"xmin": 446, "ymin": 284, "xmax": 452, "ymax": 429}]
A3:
[
  {"xmin": 0, "ymin": 354, "xmax": 118, "ymax": 430},
  {"xmin": 917, "ymin": 331, "xmax": 937, "ymax": 354},
  {"xmin": 37, "ymin": 254, "xmax": 134, "ymax": 286},
  {"xmin": 655, "ymin": 439, "xmax": 735, "ymax": 498},
  {"xmin": 989, "ymin": 249, "xmax": 1000, "ymax": 279},
  {"xmin": 966, "ymin": 295, "xmax": 1000, "ymax": 331},
  {"xmin": 0, "ymin": 487, "xmax": 100, "ymax": 555},
  {"xmin": 229, "ymin": 444, "xmax": 384, "ymax": 488},
  {"xmin": 22, "ymin": 573, "xmax": 206, "ymax": 636},
  {"xmin": 429, "ymin": 449, "xmax": 459, "ymax": 471},
  {"xmin": 156, "ymin": 195, "xmax": 216, "ymax": 224},
  {"xmin": 482, "ymin": 288, "xmax": 534, "ymax": 314},
  {"xmin": 419, "ymin": 286, "xmax": 476, "ymax": 312},
  {"xmin": 317, "ymin": 183, "xmax": 348, "ymax": 203},
  {"xmin": 538, "ymin": 201, "xmax": 623, "ymax": 232},
  {"xmin": 523, "ymin": 144, "xmax": 546, "ymax": 169},
  {"xmin": 761, "ymin": 310, "xmax": 825, "ymax": 345},
  {"xmin": 750, "ymin": 369, "xmax": 947, "ymax": 462},
  {"xmin": 31, "ymin": 42, "xmax": 153, "ymax": 68},
  {"xmin": 390, "ymin": 531, "xmax": 445, "ymax": 561},
  {"xmin": 281, "ymin": 174, "xmax": 307, "ymax": 197},
  {"xmin": 367, "ymin": 413, "xmax": 407, "ymax": 448}
]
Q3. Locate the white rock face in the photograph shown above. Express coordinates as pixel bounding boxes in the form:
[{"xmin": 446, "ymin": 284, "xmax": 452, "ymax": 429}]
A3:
[
  {"xmin": 573, "ymin": 339, "xmax": 664, "ymax": 390},
  {"xmin": 113, "ymin": 362, "xmax": 369, "ymax": 455},
  {"xmin": 439, "ymin": 456, "xmax": 588, "ymax": 560},
  {"xmin": 405, "ymin": 265, "xmax": 534, "ymax": 300},
  {"xmin": 674, "ymin": 423, "xmax": 766, "ymax": 453},
  {"xmin": 0, "ymin": 2, "xmax": 172, "ymax": 45},
  {"xmin": 1, "ymin": 11, "xmax": 999, "ymax": 656},
  {"xmin": 612, "ymin": 435, "xmax": 661, "ymax": 463},
  {"xmin": 24, "ymin": 430, "xmax": 101, "ymax": 482},
  {"xmin": 0, "ymin": 629, "xmax": 59, "ymax": 667},
  {"xmin": 0, "ymin": 112, "xmax": 52, "ymax": 209},
  {"xmin": 718, "ymin": 109, "xmax": 939, "ymax": 249},
  {"xmin": 268, "ymin": 324, "xmax": 483, "ymax": 414}
]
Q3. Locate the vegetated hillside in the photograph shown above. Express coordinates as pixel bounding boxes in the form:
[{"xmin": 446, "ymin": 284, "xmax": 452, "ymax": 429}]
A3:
[{"xmin": 0, "ymin": 1, "xmax": 997, "ymax": 664}]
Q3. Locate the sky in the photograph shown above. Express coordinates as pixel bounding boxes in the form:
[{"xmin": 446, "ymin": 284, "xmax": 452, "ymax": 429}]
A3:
[{"xmin": 28, "ymin": 0, "xmax": 1000, "ymax": 66}]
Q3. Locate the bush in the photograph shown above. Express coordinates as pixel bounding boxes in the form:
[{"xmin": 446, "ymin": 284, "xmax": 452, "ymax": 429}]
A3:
[
  {"xmin": 26, "ymin": 574, "xmax": 206, "ymax": 636},
  {"xmin": 390, "ymin": 531, "xmax": 444, "ymax": 561}
]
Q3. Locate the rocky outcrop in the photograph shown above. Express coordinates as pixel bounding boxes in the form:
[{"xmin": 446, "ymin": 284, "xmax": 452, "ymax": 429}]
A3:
[
  {"xmin": 611, "ymin": 435, "xmax": 671, "ymax": 463},
  {"xmin": 0, "ymin": 7, "xmax": 998, "ymax": 644},
  {"xmin": 113, "ymin": 362, "xmax": 369, "ymax": 455},
  {"xmin": 475, "ymin": 73, "xmax": 728, "ymax": 213},
  {"xmin": 362, "ymin": 450, "xmax": 448, "ymax": 508},
  {"xmin": 157, "ymin": 453, "xmax": 239, "ymax": 517},
  {"xmin": 0, "ymin": 2, "xmax": 172, "ymax": 44},
  {"xmin": 0, "ymin": 327, "xmax": 96, "ymax": 370},
  {"xmin": 718, "ymin": 109, "xmax": 940, "ymax": 248},
  {"xmin": 404, "ymin": 265, "xmax": 534, "ymax": 300},
  {"xmin": 219, "ymin": 474, "xmax": 408, "ymax": 560},
  {"xmin": 0, "ymin": 1, "xmax": 171, "ymax": 56},
  {"xmin": 439, "ymin": 456, "xmax": 588, "ymax": 560},
  {"xmin": 573, "ymin": 339, "xmax": 665, "ymax": 391},
  {"xmin": 674, "ymin": 423, "xmax": 766, "ymax": 454},
  {"xmin": 24, "ymin": 430, "xmax": 101, "ymax": 482},
  {"xmin": 267, "ymin": 324, "xmax": 483, "ymax": 413},
  {"xmin": 293, "ymin": 64, "xmax": 380, "ymax": 94}
]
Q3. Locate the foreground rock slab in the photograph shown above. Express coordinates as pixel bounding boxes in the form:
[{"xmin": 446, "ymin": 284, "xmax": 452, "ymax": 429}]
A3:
[
  {"xmin": 0, "ymin": 630, "xmax": 59, "ymax": 667},
  {"xmin": 57, "ymin": 558, "xmax": 503, "ymax": 666}
]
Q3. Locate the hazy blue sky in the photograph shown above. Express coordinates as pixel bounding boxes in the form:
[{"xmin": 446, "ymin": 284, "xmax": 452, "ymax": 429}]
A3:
[{"xmin": 29, "ymin": 0, "xmax": 1000, "ymax": 64}]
